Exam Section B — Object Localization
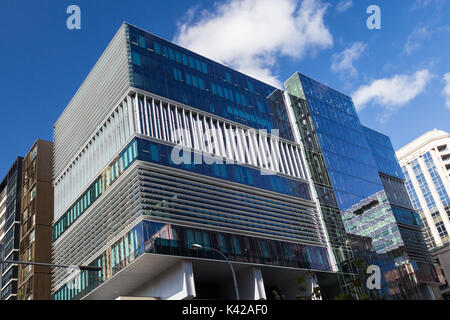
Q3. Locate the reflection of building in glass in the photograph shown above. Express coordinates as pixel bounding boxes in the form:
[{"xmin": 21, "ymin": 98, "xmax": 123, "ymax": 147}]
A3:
[
  {"xmin": 284, "ymin": 73, "xmax": 440, "ymax": 299},
  {"xmin": 347, "ymin": 233, "xmax": 395, "ymax": 299},
  {"xmin": 51, "ymin": 23, "xmax": 348, "ymax": 300}
]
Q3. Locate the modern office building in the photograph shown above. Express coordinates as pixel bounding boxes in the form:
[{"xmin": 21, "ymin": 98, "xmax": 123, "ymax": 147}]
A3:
[
  {"xmin": 396, "ymin": 129, "xmax": 450, "ymax": 249},
  {"xmin": 17, "ymin": 140, "xmax": 54, "ymax": 300},
  {"xmin": 283, "ymin": 73, "xmax": 439, "ymax": 299},
  {"xmin": 51, "ymin": 23, "xmax": 437, "ymax": 300},
  {"xmin": 0, "ymin": 157, "xmax": 23, "ymax": 300},
  {"xmin": 51, "ymin": 23, "xmax": 355, "ymax": 300}
]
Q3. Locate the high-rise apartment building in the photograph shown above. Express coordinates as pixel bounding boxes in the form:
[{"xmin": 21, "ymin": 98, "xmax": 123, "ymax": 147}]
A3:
[
  {"xmin": 396, "ymin": 129, "xmax": 450, "ymax": 249},
  {"xmin": 0, "ymin": 157, "xmax": 23, "ymax": 300},
  {"xmin": 396, "ymin": 129, "xmax": 450, "ymax": 299},
  {"xmin": 51, "ymin": 23, "xmax": 350, "ymax": 300},
  {"xmin": 50, "ymin": 23, "xmax": 437, "ymax": 300},
  {"xmin": 17, "ymin": 140, "xmax": 54, "ymax": 300},
  {"xmin": 284, "ymin": 73, "xmax": 439, "ymax": 299}
]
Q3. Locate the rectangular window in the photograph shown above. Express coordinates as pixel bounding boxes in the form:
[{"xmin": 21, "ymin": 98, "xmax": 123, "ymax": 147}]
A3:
[
  {"xmin": 139, "ymin": 35, "xmax": 146, "ymax": 48},
  {"xmin": 154, "ymin": 42, "xmax": 161, "ymax": 55},
  {"xmin": 30, "ymin": 186, "xmax": 36, "ymax": 201},
  {"xmin": 192, "ymin": 76, "xmax": 199, "ymax": 88},
  {"xmin": 188, "ymin": 56, "xmax": 195, "ymax": 69},
  {"xmin": 133, "ymin": 141, "xmax": 138, "ymax": 159},
  {"xmin": 168, "ymin": 48, "xmax": 175, "ymax": 60},
  {"xmin": 198, "ymin": 78, "xmax": 205, "ymax": 90},
  {"xmin": 248, "ymin": 81, "xmax": 254, "ymax": 92},
  {"xmin": 257, "ymin": 101, "xmax": 264, "ymax": 112},
  {"xmin": 232, "ymin": 237, "xmax": 242, "ymax": 255},
  {"xmin": 133, "ymin": 72, "xmax": 143, "ymax": 87},
  {"xmin": 186, "ymin": 73, "xmax": 192, "ymax": 86},
  {"xmin": 175, "ymin": 51, "xmax": 182, "ymax": 64},
  {"xmin": 223, "ymin": 87, "xmax": 229, "ymax": 100},
  {"xmin": 225, "ymin": 72, "xmax": 232, "ymax": 83},
  {"xmin": 235, "ymin": 92, "xmax": 241, "ymax": 104},
  {"xmin": 151, "ymin": 145, "xmax": 160, "ymax": 161},
  {"xmin": 182, "ymin": 54, "xmax": 189, "ymax": 66},
  {"xmin": 132, "ymin": 51, "xmax": 141, "ymax": 66},
  {"xmin": 98, "ymin": 179, "xmax": 102, "ymax": 195},
  {"xmin": 217, "ymin": 86, "xmax": 224, "ymax": 97},
  {"xmin": 195, "ymin": 59, "xmax": 202, "ymax": 72},
  {"xmin": 436, "ymin": 221, "xmax": 449, "ymax": 238},
  {"xmin": 218, "ymin": 234, "xmax": 228, "ymax": 253},
  {"xmin": 125, "ymin": 235, "xmax": 130, "ymax": 259},
  {"xmin": 124, "ymin": 151, "xmax": 129, "ymax": 168},
  {"xmin": 201, "ymin": 62, "xmax": 208, "ymax": 74},
  {"xmin": 128, "ymin": 146, "xmax": 133, "ymax": 163},
  {"xmin": 241, "ymin": 94, "xmax": 247, "ymax": 106}
]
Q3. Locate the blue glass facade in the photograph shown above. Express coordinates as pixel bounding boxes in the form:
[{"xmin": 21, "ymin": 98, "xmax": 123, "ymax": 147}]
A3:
[
  {"xmin": 347, "ymin": 234, "xmax": 396, "ymax": 299},
  {"xmin": 127, "ymin": 24, "xmax": 294, "ymax": 142},
  {"xmin": 52, "ymin": 22, "xmax": 438, "ymax": 299},
  {"xmin": 135, "ymin": 138, "xmax": 311, "ymax": 201},
  {"xmin": 297, "ymin": 74, "xmax": 384, "ymax": 212},
  {"xmin": 52, "ymin": 219, "xmax": 331, "ymax": 300},
  {"xmin": 284, "ymin": 73, "xmax": 360, "ymax": 296},
  {"xmin": 52, "ymin": 136, "xmax": 313, "ymax": 243},
  {"xmin": 363, "ymin": 126, "xmax": 404, "ymax": 180},
  {"xmin": 284, "ymin": 72, "xmax": 437, "ymax": 298}
]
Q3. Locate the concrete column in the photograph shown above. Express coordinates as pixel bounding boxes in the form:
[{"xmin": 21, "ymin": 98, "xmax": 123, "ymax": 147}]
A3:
[
  {"xmin": 130, "ymin": 260, "xmax": 196, "ymax": 300},
  {"xmin": 236, "ymin": 267, "xmax": 266, "ymax": 300}
]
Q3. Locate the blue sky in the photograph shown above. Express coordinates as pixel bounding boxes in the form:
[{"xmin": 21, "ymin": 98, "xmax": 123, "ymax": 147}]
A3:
[{"xmin": 1, "ymin": 0, "xmax": 449, "ymax": 177}]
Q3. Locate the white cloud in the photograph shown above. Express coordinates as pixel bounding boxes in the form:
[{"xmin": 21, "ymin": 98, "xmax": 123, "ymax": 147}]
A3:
[
  {"xmin": 331, "ymin": 42, "xmax": 366, "ymax": 77},
  {"xmin": 404, "ymin": 27, "xmax": 430, "ymax": 55},
  {"xmin": 174, "ymin": 0, "xmax": 333, "ymax": 87},
  {"xmin": 352, "ymin": 69, "xmax": 432, "ymax": 112},
  {"xmin": 336, "ymin": 0, "xmax": 353, "ymax": 12},
  {"xmin": 443, "ymin": 73, "xmax": 450, "ymax": 109}
]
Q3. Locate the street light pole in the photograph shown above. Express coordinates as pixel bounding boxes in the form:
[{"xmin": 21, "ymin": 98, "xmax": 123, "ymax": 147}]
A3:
[{"xmin": 190, "ymin": 243, "xmax": 240, "ymax": 300}]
